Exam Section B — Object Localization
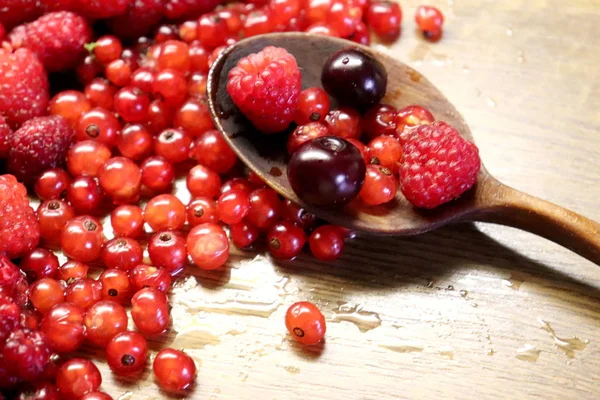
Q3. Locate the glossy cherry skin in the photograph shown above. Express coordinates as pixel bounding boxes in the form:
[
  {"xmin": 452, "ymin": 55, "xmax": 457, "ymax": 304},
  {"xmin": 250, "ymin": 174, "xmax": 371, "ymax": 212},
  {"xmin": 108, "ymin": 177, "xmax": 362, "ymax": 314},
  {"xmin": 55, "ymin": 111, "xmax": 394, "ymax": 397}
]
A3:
[
  {"xmin": 84, "ymin": 300, "xmax": 128, "ymax": 347},
  {"xmin": 285, "ymin": 301, "xmax": 326, "ymax": 345},
  {"xmin": 55, "ymin": 358, "xmax": 102, "ymax": 399},
  {"xmin": 153, "ymin": 348, "xmax": 197, "ymax": 392},
  {"xmin": 308, "ymin": 225, "xmax": 345, "ymax": 261},
  {"xmin": 40, "ymin": 303, "xmax": 86, "ymax": 353},
  {"xmin": 288, "ymin": 136, "xmax": 366, "ymax": 207},
  {"xmin": 60, "ymin": 216, "xmax": 105, "ymax": 262},
  {"xmin": 186, "ymin": 223, "xmax": 229, "ymax": 270},
  {"xmin": 106, "ymin": 331, "xmax": 148, "ymax": 376},
  {"xmin": 321, "ymin": 47, "xmax": 387, "ymax": 110},
  {"xmin": 267, "ymin": 221, "xmax": 306, "ymax": 260},
  {"xmin": 131, "ymin": 288, "xmax": 170, "ymax": 335}
]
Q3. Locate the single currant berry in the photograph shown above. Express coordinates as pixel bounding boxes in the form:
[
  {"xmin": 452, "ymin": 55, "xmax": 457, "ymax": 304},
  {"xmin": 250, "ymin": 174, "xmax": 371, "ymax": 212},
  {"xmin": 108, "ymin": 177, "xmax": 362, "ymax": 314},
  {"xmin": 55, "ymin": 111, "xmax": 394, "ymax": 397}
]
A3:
[
  {"xmin": 65, "ymin": 278, "xmax": 102, "ymax": 310},
  {"xmin": 230, "ymin": 221, "xmax": 260, "ymax": 249},
  {"xmin": 326, "ymin": 0, "xmax": 363, "ymax": 37},
  {"xmin": 131, "ymin": 288, "xmax": 170, "ymax": 335},
  {"xmin": 267, "ymin": 221, "xmax": 306, "ymax": 260},
  {"xmin": 288, "ymin": 136, "xmax": 366, "ymax": 207},
  {"xmin": 347, "ymin": 21, "xmax": 370, "ymax": 45},
  {"xmin": 246, "ymin": 188, "xmax": 282, "ymax": 230},
  {"xmin": 76, "ymin": 107, "xmax": 121, "ymax": 147},
  {"xmin": 55, "ymin": 358, "xmax": 102, "ymax": 399},
  {"xmin": 153, "ymin": 128, "xmax": 192, "ymax": 164},
  {"xmin": 153, "ymin": 348, "xmax": 197, "ymax": 392},
  {"xmin": 187, "ymin": 165, "xmax": 222, "ymax": 199},
  {"xmin": 281, "ymin": 200, "xmax": 318, "ymax": 230},
  {"xmin": 197, "ymin": 13, "xmax": 229, "ymax": 49},
  {"xmin": 114, "ymin": 86, "xmax": 150, "ymax": 123},
  {"xmin": 304, "ymin": 22, "xmax": 341, "ymax": 37},
  {"xmin": 97, "ymin": 157, "xmax": 142, "ymax": 202},
  {"xmin": 269, "ymin": 0, "xmax": 301, "ymax": 26},
  {"xmin": 67, "ymin": 140, "xmax": 112, "ymax": 177},
  {"xmin": 187, "ymin": 197, "xmax": 219, "ymax": 226},
  {"xmin": 366, "ymin": 0, "xmax": 402, "ymax": 42},
  {"xmin": 323, "ymin": 107, "xmax": 362, "ymax": 140},
  {"xmin": 78, "ymin": 54, "xmax": 103, "ymax": 84},
  {"xmin": 242, "ymin": 8, "xmax": 273, "ymax": 37},
  {"xmin": 29, "ymin": 278, "xmax": 65, "ymax": 314},
  {"xmin": 321, "ymin": 47, "xmax": 387, "ymax": 110},
  {"xmin": 40, "ymin": 303, "xmax": 86, "ymax": 353},
  {"xmin": 309, "ymin": 225, "xmax": 345, "ymax": 261},
  {"xmin": 363, "ymin": 103, "xmax": 398, "ymax": 140},
  {"xmin": 129, "ymin": 264, "xmax": 172, "ymax": 293},
  {"xmin": 101, "ymin": 238, "xmax": 144, "ymax": 272},
  {"xmin": 144, "ymin": 194, "xmax": 187, "ymax": 232},
  {"xmin": 92, "ymin": 35, "xmax": 123, "ymax": 64},
  {"xmin": 84, "ymin": 300, "xmax": 128, "ymax": 346},
  {"xmin": 37, "ymin": 200, "xmax": 75, "ymax": 247},
  {"xmin": 148, "ymin": 231, "xmax": 188, "ymax": 272},
  {"xmin": 394, "ymin": 105, "xmax": 435, "ymax": 144},
  {"xmin": 179, "ymin": 20, "xmax": 199, "ymax": 42},
  {"xmin": 20, "ymin": 248, "xmax": 59, "ymax": 281},
  {"xmin": 217, "ymin": 190, "xmax": 250, "ymax": 225},
  {"xmin": 56, "ymin": 260, "xmax": 88, "ymax": 281},
  {"xmin": 173, "ymin": 98, "xmax": 214, "ymax": 138},
  {"xmin": 140, "ymin": 156, "xmax": 176, "ymax": 194},
  {"xmin": 154, "ymin": 25, "xmax": 179, "ymax": 43},
  {"xmin": 156, "ymin": 40, "xmax": 191, "ymax": 73},
  {"xmin": 287, "ymin": 122, "xmax": 330, "ymax": 154},
  {"xmin": 130, "ymin": 67, "xmax": 155, "ymax": 93},
  {"xmin": 188, "ymin": 42, "xmax": 210, "ymax": 73},
  {"xmin": 117, "ymin": 124, "xmax": 153, "ymax": 161},
  {"xmin": 99, "ymin": 269, "xmax": 132, "ymax": 303},
  {"xmin": 66, "ymin": 176, "xmax": 105, "ymax": 215},
  {"xmin": 60, "ymin": 216, "xmax": 105, "ymax": 262},
  {"xmin": 186, "ymin": 223, "xmax": 229, "ymax": 270},
  {"xmin": 34, "ymin": 168, "xmax": 71, "ymax": 201},
  {"xmin": 106, "ymin": 331, "xmax": 148, "ymax": 376},
  {"xmin": 285, "ymin": 301, "xmax": 326, "ymax": 345},
  {"xmin": 415, "ymin": 5, "xmax": 444, "ymax": 40},
  {"xmin": 152, "ymin": 69, "xmax": 187, "ymax": 107},
  {"xmin": 105, "ymin": 59, "xmax": 132, "ymax": 87},
  {"xmin": 220, "ymin": 178, "xmax": 255, "ymax": 196},
  {"xmin": 111, "ymin": 205, "xmax": 144, "ymax": 238},
  {"xmin": 294, "ymin": 87, "xmax": 331, "ymax": 126},
  {"xmin": 359, "ymin": 165, "xmax": 398, "ymax": 205},
  {"xmin": 85, "ymin": 78, "xmax": 117, "ymax": 109},
  {"xmin": 189, "ymin": 130, "xmax": 237, "ymax": 174},
  {"xmin": 147, "ymin": 100, "xmax": 175, "ymax": 134},
  {"xmin": 49, "ymin": 91, "xmax": 92, "ymax": 128},
  {"xmin": 367, "ymin": 135, "xmax": 403, "ymax": 174}
]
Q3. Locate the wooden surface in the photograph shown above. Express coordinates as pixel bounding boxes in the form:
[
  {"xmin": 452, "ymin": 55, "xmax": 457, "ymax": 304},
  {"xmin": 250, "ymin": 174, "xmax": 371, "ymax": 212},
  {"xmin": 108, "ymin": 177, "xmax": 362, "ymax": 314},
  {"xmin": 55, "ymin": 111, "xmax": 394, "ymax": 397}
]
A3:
[{"xmin": 101, "ymin": 0, "xmax": 600, "ymax": 399}]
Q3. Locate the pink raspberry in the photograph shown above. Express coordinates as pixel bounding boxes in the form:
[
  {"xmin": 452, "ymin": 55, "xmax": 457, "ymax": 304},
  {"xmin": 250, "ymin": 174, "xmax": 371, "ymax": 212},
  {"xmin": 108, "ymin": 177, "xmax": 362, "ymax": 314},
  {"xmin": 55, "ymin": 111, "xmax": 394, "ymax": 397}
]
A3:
[
  {"xmin": 399, "ymin": 121, "xmax": 481, "ymax": 209},
  {"xmin": 0, "ymin": 115, "xmax": 10, "ymax": 159},
  {"xmin": 227, "ymin": 46, "xmax": 302, "ymax": 134},
  {"xmin": 2, "ymin": 329, "xmax": 52, "ymax": 382}
]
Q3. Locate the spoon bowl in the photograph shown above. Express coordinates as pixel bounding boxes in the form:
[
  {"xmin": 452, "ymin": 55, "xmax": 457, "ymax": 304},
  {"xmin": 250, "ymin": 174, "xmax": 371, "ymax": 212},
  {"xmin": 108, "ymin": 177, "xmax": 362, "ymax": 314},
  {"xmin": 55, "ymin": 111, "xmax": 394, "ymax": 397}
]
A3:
[{"xmin": 208, "ymin": 32, "xmax": 600, "ymax": 264}]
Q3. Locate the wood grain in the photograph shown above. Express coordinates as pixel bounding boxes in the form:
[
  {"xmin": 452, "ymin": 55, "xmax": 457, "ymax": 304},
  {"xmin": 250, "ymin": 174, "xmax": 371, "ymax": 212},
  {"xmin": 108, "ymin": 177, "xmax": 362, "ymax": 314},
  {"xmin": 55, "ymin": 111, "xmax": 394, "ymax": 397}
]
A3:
[{"xmin": 100, "ymin": 0, "xmax": 600, "ymax": 399}]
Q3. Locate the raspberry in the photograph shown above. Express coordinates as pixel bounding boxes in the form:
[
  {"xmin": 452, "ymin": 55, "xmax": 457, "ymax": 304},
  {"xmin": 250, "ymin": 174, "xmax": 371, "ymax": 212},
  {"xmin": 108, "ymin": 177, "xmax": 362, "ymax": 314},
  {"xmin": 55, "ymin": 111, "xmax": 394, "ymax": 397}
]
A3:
[
  {"xmin": 2, "ymin": 329, "xmax": 52, "ymax": 382},
  {"xmin": 164, "ymin": 0, "xmax": 224, "ymax": 20},
  {"xmin": 0, "ymin": 0, "xmax": 43, "ymax": 30},
  {"xmin": 9, "ymin": 12, "xmax": 92, "ymax": 73},
  {"xmin": 227, "ymin": 46, "xmax": 302, "ymax": 133},
  {"xmin": 43, "ymin": 0, "xmax": 132, "ymax": 19},
  {"xmin": 0, "ymin": 354, "xmax": 20, "ymax": 389},
  {"xmin": 0, "ymin": 115, "xmax": 10, "ymax": 159},
  {"xmin": 109, "ymin": 0, "xmax": 166, "ymax": 40},
  {"xmin": 0, "ymin": 294, "xmax": 19, "ymax": 344},
  {"xmin": 8, "ymin": 116, "xmax": 75, "ymax": 184},
  {"xmin": 399, "ymin": 121, "xmax": 481, "ymax": 209},
  {"xmin": 0, "ymin": 48, "xmax": 49, "ymax": 130},
  {"xmin": 0, "ymin": 256, "xmax": 23, "ymax": 297}
]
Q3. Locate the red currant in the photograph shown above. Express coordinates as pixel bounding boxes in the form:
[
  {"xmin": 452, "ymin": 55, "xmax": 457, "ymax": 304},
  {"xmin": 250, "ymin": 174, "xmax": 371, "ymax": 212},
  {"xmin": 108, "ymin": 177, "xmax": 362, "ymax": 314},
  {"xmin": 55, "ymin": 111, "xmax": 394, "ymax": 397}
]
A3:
[
  {"xmin": 217, "ymin": 190, "xmax": 250, "ymax": 225},
  {"xmin": 179, "ymin": 20, "xmax": 198, "ymax": 42},
  {"xmin": 187, "ymin": 72, "xmax": 208, "ymax": 98},
  {"xmin": 155, "ymin": 24, "xmax": 179, "ymax": 43},
  {"xmin": 281, "ymin": 199, "xmax": 318, "ymax": 230},
  {"xmin": 105, "ymin": 59, "xmax": 132, "ymax": 87},
  {"xmin": 34, "ymin": 168, "xmax": 71, "ymax": 200},
  {"xmin": 246, "ymin": 188, "xmax": 282, "ymax": 229},
  {"xmin": 60, "ymin": 216, "xmax": 105, "ymax": 262},
  {"xmin": 106, "ymin": 331, "xmax": 148, "ymax": 376},
  {"xmin": 66, "ymin": 176, "xmax": 104, "ymax": 215},
  {"xmin": 37, "ymin": 200, "xmax": 75, "ymax": 247},
  {"xmin": 186, "ymin": 165, "xmax": 221, "ymax": 199},
  {"xmin": 154, "ymin": 128, "xmax": 192, "ymax": 164},
  {"xmin": 305, "ymin": 0, "xmax": 331, "ymax": 25},
  {"xmin": 84, "ymin": 300, "xmax": 128, "ymax": 346},
  {"xmin": 20, "ymin": 248, "xmax": 59, "ymax": 281},
  {"xmin": 80, "ymin": 392, "xmax": 114, "ymax": 400},
  {"xmin": 305, "ymin": 22, "xmax": 340, "ymax": 37},
  {"xmin": 359, "ymin": 165, "xmax": 398, "ymax": 205},
  {"xmin": 49, "ymin": 90, "xmax": 92, "ymax": 128},
  {"xmin": 269, "ymin": 0, "xmax": 301, "ymax": 26},
  {"xmin": 130, "ymin": 67, "xmax": 155, "ymax": 93},
  {"xmin": 267, "ymin": 221, "xmax": 306, "ymax": 260},
  {"xmin": 98, "ymin": 157, "xmax": 142, "ymax": 202},
  {"xmin": 188, "ymin": 42, "xmax": 210, "ymax": 73},
  {"xmin": 29, "ymin": 278, "xmax": 65, "ymax": 314},
  {"xmin": 101, "ymin": 238, "xmax": 143, "ymax": 271},
  {"xmin": 117, "ymin": 124, "xmax": 153, "ymax": 161},
  {"xmin": 326, "ymin": 0, "xmax": 362, "ymax": 37},
  {"xmin": 367, "ymin": 135, "xmax": 403, "ymax": 174},
  {"xmin": 363, "ymin": 103, "xmax": 398, "ymax": 140},
  {"xmin": 415, "ymin": 5, "xmax": 444, "ymax": 39},
  {"xmin": 294, "ymin": 87, "xmax": 330, "ymax": 126},
  {"xmin": 366, "ymin": 0, "xmax": 402, "ymax": 42},
  {"xmin": 348, "ymin": 21, "xmax": 370, "ymax": 45},
  {"xmin": 111, "ymin": 205, "xmax": 144, "ymax": 238},
  {"xmin": 57, "ymin": 260, "xmax": 88, "ymax": 281},
  {"xmin": 153, "ymin": 348, "xmax": 196, "ymax": 392},
  {"xmin": 243, "ymin": 8, "xmax": 273, "ymax": 37},
  {"xmin": 285, "ymin": 301, "xmax": 326, "ymax": 345},
  {"xmin": 131, "ymin": 288, "xmax": 170, "ymax": 335},
  {"xmin": 220, "ymin": 177, "xmax": 255, "ymax": 196},
  {"xmin": 67, "ymin": 140, "xmax": 112, "ymax": 177},
  {"xmin": 156, "ymin": 40, "xmax": 191, "ymax": 73},
  {"xmin": 152, "ymin": 69, "xmax": 187, "ymax": 107},
  {"xmin": 324, "ymin": 107, "xmax": 362, "ymax": 139},
  {"xmin": 309, "ymin": 225, "xmax": 345, "ymax": 261},
  {"xmin": 174, "ymin": 98, "xmax": 214, "ymax": 137},
  {"xmin": 144, "ymin": 194, "xmax": 187, "ymax": 232},
  {"xmin": 77, "ymin": 54, "xmax": 103, "ymax": 84},
  {"xmin": 187, "ymin": 197, "xmax": 219, "ymax": 226},
  {"xmin": 287, "ymin": 122, "xmax": 330, "ymax": 154},
  {"xmin": 140, "ymin": 156, "xmax": 175, "ymax": 193},
  {"xmin": 99, "ymin": 268, "xmax": 131, "ymax": 303},
  {"xmin": 189, "ymin": 130, "xmax": 237, "ymax": 173},
  {"xmin": 197, "ymin": 13, "xmax": 229, "ymax": 49},
  {"xmin": 147, "ymin": 99, "xmax": 175, "ymax": 134},
  {"xmin": 55, "ymin": 359, "xmax": 102, "ymax": 399},
  {"xmin": 218, "ymin": 7, "xmax": 244, "ymax": 34},
  {"xmin": 230, "ymin": 221, "xmax": 260, "ymax": 249},
  {"xmin": 40, "ymin": 303, "xmax": 86, "ymax": 353},
  {"xmin": 148, "ymin": 231, "xmax": 188, "ymax": 272},
  {"xmin": 114, "ymin": 86, "xmax": 150, "ymax": 123},
  {"xmin": 395, "ymin": 105, "xmax": 435, "ymax": 143},
  {"xmin": 85, "ymin": 78, "xmax": 117, "ymax": 110},
  {"xmin": 65, "ymin": 278, "xmax": 102, "ymax": 310},
  {"xmin": 93, "ymin": 35, "xmax": 123, "ymax": 64},
  {"xmin": 129, "ymin": 264, "xmax": 172, "ymax": 293},
  {"xmin": 186, "ymin": 223, "xmax": 229, "ymax": 270}
]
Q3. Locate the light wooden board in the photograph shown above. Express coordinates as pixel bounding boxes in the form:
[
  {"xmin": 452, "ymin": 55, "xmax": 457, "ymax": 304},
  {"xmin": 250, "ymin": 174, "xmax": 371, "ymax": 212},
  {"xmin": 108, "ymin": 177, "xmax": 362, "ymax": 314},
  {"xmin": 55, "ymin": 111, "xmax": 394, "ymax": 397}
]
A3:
[{"xmin": 100, "ymin": 0, "xmax": 600, "ymax": 398}]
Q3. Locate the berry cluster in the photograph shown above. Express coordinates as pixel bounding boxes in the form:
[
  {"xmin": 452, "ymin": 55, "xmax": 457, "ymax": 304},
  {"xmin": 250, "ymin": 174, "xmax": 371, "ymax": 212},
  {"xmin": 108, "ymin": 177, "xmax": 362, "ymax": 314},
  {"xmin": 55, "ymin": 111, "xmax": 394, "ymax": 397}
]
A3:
[{"xmin": 0, "ymin": 0, "xmax": 446, "ymax": 397}]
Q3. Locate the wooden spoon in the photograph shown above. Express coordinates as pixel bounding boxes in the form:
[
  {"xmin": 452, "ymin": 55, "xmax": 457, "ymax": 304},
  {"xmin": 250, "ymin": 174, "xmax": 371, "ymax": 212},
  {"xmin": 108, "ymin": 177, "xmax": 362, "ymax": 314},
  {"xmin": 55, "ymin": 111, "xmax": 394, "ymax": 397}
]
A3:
[{"xmin": 207, "ymin": 32, "xmax": 600, "ymax": 265}]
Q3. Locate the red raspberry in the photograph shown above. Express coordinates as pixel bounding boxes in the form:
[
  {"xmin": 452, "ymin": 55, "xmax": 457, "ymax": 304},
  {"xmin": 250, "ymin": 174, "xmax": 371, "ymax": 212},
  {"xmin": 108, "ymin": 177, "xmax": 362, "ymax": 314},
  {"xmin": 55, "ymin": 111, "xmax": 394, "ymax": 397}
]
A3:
[
  {"xmin": 0, "ymin": 175, "xmax": 40, "ymax": 259},
  {"xmin": 0, "ymin": 48, "xmax": 49, "ymax": 130},
  {"xmin": 0, "ymin": 294, "xmax": 19, "ymax": 343},
  {"xmin": 8, "ymin": 116, "xmax": 75, "ymax": 184},
  {"xmin": 2, "ymin": 329, "xmax": 51, "ymax": 382},
  {"xmin": 43, "ymin": 0, "xmax": 132, "ymax": 19},
  {"xmin": 109, "ymin": 0, "xmax": 166, "ymax": 40},
  {"xmin": 9, "ymin": 12, "xmax": 92, "ymax": 73},
  {"xmin": 164, "ymin": 0, "xmax": 224, "ymax": 20},
  {"xmin": 0, "ymin": 116, "xmax": 10, "ymax": 159},
  {"xmin": 0, "ymin": 256, "xmax": 23, "ymax": 297},
  {"xmin": 227, "ymin": 46, "xmax": 301, "ymax": 133},
  {"xmin": 0, "ymin": 0, "xmax": 43, "ymax": 30},
  {"xmin": 399, "ymin": 121, "xmax": 481, "ymax": 209}
]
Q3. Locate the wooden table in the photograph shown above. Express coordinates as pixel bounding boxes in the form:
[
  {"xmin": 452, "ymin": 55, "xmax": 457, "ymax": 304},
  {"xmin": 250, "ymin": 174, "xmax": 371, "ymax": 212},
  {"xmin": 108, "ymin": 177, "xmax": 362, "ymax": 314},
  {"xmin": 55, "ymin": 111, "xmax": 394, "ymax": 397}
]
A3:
[{"xmin": 102, "ymin": 0, "xmax": 600, "ymax": 398}]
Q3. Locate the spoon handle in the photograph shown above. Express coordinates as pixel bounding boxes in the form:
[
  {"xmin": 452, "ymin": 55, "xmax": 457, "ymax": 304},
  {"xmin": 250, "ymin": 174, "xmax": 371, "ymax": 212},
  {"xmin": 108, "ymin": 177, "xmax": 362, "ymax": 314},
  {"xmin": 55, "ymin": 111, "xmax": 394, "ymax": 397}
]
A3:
[{"xmin": 475, "ymin": 179, "xmax": 600, "ymax": 265}]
